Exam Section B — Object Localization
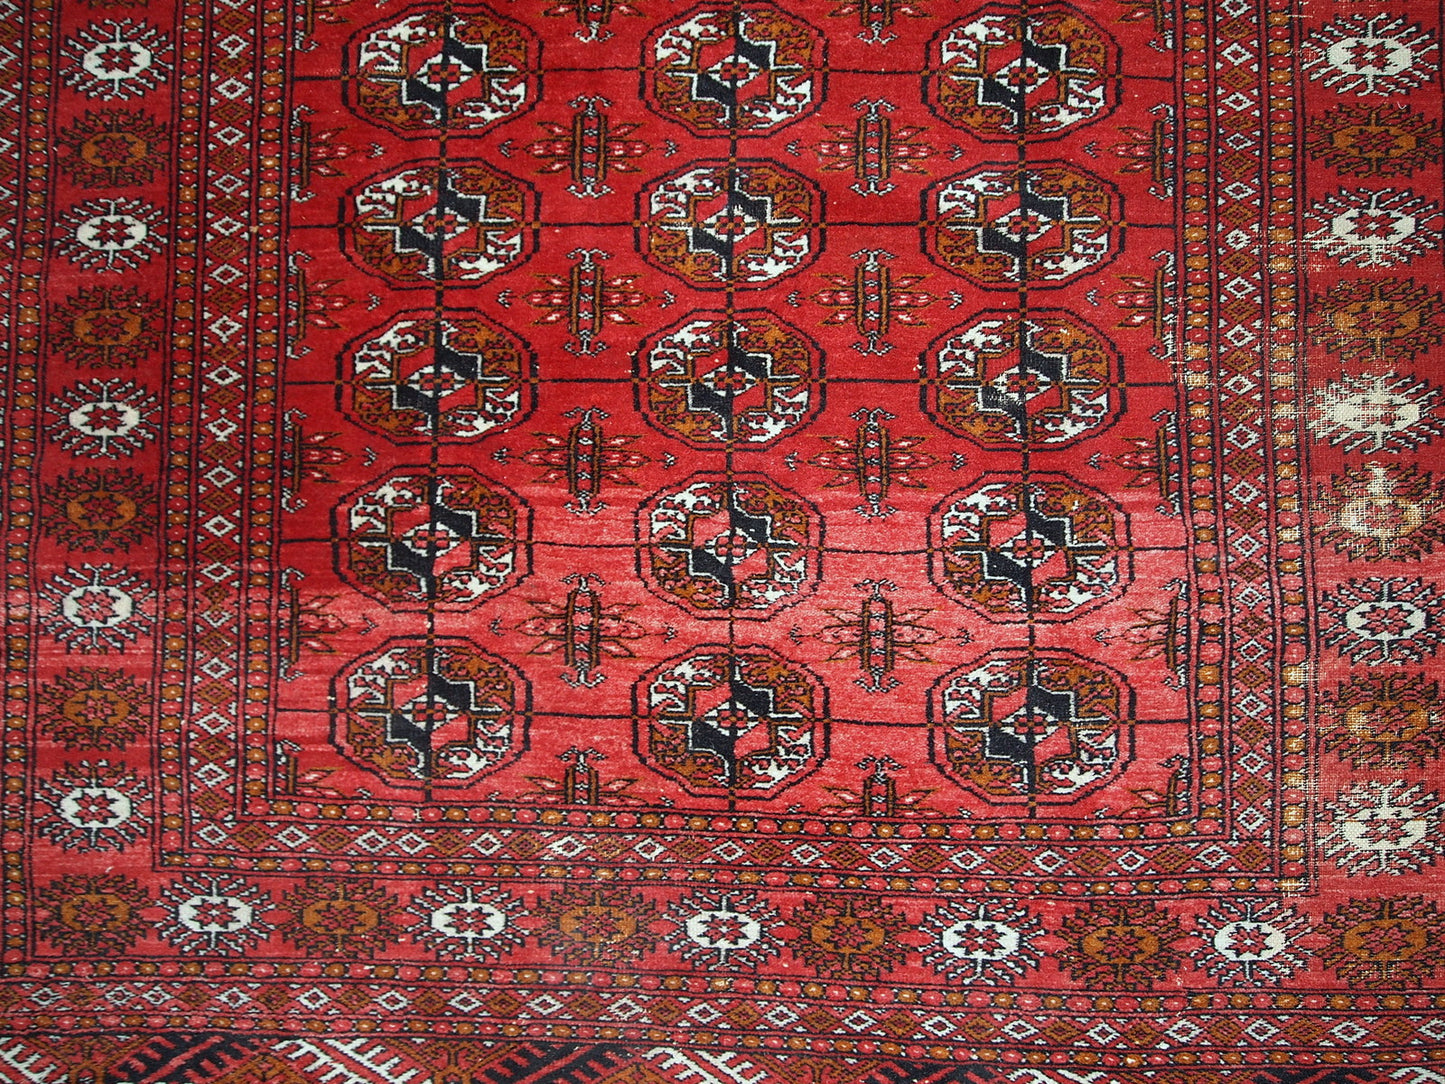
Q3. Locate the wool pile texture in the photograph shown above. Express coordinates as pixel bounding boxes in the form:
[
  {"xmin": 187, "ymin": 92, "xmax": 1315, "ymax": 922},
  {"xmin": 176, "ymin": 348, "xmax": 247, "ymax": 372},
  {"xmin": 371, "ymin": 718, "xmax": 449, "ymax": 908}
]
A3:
[{"xmin": 6, "ymin": 0, "xmax": 1445, "ymax": 1080}]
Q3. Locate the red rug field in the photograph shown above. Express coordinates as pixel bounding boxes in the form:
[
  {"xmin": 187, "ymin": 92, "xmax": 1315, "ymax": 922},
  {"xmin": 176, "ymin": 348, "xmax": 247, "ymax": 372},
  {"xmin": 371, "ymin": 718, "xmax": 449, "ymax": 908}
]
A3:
[{"xmin": 5, "ymin": 0, "xmax": 1445, "ymax": 1080}]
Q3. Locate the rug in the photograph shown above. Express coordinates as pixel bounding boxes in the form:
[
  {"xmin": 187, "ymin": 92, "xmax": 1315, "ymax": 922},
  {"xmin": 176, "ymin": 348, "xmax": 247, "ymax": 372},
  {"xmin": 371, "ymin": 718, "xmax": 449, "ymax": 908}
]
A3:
[{"xmin": 6, "ymin": 0, "xmax": 1445, "ymax": 1079}]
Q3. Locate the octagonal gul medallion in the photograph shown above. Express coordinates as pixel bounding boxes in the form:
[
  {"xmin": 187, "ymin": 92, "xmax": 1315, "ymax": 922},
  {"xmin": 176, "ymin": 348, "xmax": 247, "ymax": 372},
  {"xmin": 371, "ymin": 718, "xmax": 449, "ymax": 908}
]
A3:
[
  {"xmin": 928, "ymin": 473, "xmax": 1130, "ymax": 621},
  {"xmin": 342, "ymin": 311, "xmax": 535, "ymax": 443},
  {"xmin": 334, "ymin": 467, "xmax": 529, "ymax": 610},
  {"xmin": 925, "ymin": 4, "xmax": 1120, "ymax": 140},
  {"xmin": 636, "ymin": 309, "xmax": 823, "ymax": 448},
  {"xmin": 345, "ymin": 161, "xmax": 536, "ymax": 286},
  {"xmin": 924, "ymin": 309, "xmax": 1121, "ymax": 447},
  {"xmin": 346, "ymin": 4, "xmax": 537, "ymax": 136},
  {"xmin": 923, "ymin": 162, "xmax": 1123, "ymax": 287},
  {"xmin": 643, "ymin": 3, "xmax": 824, "ymax": 136},
  {"xmin": 333, "ymin": 637, "xmax": 529, "ymax": 790},
  {"xmin": 637, "ymin": 472, "xmax": 821, "ymax": 620},
  {"xmin": 637, "ymin": 160, "xmax": 822, "ymax": 289},
  {"xmin": 635, "ymin": 645, "xmax": 827, "ymax": 799},
  {"xmin": 929, "ymin": 649, "xmax": 1135, "ymax": 806}
]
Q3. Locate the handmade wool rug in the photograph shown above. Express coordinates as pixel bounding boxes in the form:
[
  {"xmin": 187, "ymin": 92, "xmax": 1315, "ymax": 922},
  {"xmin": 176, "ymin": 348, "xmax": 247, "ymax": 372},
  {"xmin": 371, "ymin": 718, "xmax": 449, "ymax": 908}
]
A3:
[{"xmin": 5, "ymin": 0, "xmax": 1445, "ymax": 1080}]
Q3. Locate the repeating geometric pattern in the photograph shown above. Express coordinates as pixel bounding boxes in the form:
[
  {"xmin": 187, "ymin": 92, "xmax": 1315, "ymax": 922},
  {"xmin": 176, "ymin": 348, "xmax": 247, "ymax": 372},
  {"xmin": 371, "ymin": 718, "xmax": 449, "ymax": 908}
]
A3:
[{"xmin": 4, "ymin": 0, "xmax": 1445, "ymax": 1077}]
